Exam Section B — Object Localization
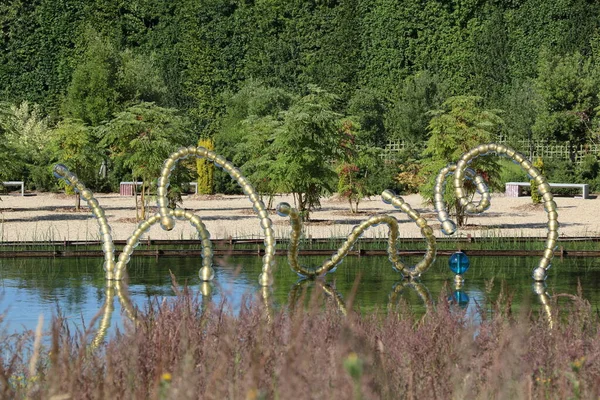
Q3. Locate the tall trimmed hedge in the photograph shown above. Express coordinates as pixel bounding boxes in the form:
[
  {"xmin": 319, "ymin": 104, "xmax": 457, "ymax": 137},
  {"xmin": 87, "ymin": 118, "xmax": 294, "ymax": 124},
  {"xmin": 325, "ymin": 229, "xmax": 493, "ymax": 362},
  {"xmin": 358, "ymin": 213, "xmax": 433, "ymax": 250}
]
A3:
[{"xmin": 197, "ymin": 137, "xmax": 214, "ymax": 195}]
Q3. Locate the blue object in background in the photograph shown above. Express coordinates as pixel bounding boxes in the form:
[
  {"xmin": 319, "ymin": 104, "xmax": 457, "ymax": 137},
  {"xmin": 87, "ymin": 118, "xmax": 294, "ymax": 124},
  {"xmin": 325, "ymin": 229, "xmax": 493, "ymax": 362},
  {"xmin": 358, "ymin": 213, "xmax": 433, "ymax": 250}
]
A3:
[
  {"xmin": 449, "ymin": 251, "xmax": 470, "ymax": 274},
  {"xmin": 449, "ymin": 290, "xmax": 470, "ymax": 308}
]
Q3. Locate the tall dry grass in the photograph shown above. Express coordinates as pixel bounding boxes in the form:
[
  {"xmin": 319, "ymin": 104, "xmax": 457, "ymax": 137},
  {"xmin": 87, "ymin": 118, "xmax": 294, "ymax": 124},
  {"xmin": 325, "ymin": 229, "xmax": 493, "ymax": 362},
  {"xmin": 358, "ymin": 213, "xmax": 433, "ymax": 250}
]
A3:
[{"xmin": 1, "ymin": 283, "xmax": 600, "ymax": 399}]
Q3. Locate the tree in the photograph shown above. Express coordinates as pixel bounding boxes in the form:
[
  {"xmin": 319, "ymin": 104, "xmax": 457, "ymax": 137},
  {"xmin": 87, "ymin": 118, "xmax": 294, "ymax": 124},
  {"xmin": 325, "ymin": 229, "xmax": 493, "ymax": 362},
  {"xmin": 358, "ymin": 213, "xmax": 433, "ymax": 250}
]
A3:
[
  {"xmin": 117, "ymin": 50, "xmax": 168, "ymax": 105},
  {"xmin": 505, "ymin": 0, "xmax": 600, "ymax": 81},
  {"xmin": 532, "ymin": 50, "xmax": 599, "ymax": 162},
  {"xmin": 0, "ymin": 0, "xmax": 85, "ymax": 112},
  {"xmin": 215, "ymin": 80, "xmax": 294, "ymax": 195},
  {"xmin": 500, "ymin": 80, "xmax": 539, "ymax": 152},
  {"xmin": 0, "ymin": 103, "xmax": 20, "ymax": 185},
  {"xmin": 3, "ymin": 102, "xmax": 49, "ymax": 153},
  {"xmin": 177, "ymin": 0, "xmax": 246, "ymax": 134},
  {"xmin": 62, "ymin": 30, "xmax": 119, "ymax": 126},
  {"xmin": 48, "ymin": 119, "xmax": 99, "ymax": 210},
  {"xmin": 99, "ymin": 102, "xmax": 189, "ymax": 220},
  {"xmin": 386, "ymin": 71, "xmax": 447, "ymax": 144},
  {"xmin": 420, "ymin": 96, "xmax": 504, "ymax": 227},
  {"xmin": 336, "ymin": 120, "xmax": 381, "ymax": 214},
  {"xmin": 466, "ymin": 5, "xmax": 510, "ymax": 103},
  {"xmin": 1, "ymin": 101, "xmax": 52, "ymax": 190},
  {"xmin": 196, "ymin": 137, "xmax": 215, "ymax": 195},
  {"xmin": 267, "ymin": 86, "xmax": 346, "ymax": 219},
  {"xmin": 530, "ymin": 157, "xmax": 545, "ymax": 204},
  {"xmin": 232, "ymin": 85, "xmax": 346, "ymax": 219},
  {"xmin": 234, "ymin": 114, "xmax": 282, "ymax": 204},
  {"xmin": 347, "ymin": 88, "xmax": 387, "ymax": 148}
]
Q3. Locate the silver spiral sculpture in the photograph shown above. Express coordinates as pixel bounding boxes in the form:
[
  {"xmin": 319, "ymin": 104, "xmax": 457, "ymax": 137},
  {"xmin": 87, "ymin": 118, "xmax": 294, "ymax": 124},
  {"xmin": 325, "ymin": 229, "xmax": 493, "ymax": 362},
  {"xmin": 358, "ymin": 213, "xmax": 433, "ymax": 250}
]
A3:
[
  {"xmin": 276, "ymin": 189, "xmax": 437, "ymax": 279},
  {"xmin": 152, "ymin": 146, "xmax": 276, "ymax": 286},
  {"xmin": 433, "ymin": 143, "xmax": 559, "ymax": 281}
]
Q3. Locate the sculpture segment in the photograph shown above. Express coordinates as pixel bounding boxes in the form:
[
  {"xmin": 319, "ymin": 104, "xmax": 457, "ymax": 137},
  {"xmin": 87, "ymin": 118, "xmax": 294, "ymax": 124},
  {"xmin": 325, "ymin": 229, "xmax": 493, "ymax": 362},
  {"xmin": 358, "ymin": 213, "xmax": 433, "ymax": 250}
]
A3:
[
  {"xmin": 276, "ymin": 190, "xmax": 437, "ymax": 279},
  {"xmin": 433, "ymin": 143, "xmax": 559, "ymax": 281}
]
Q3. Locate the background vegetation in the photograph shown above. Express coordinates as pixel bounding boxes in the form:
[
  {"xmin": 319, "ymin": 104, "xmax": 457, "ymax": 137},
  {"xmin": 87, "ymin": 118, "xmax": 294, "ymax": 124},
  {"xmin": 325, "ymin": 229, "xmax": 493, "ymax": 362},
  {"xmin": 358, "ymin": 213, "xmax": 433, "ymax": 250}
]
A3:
[{"xmin": 1, "ymin": 0, "xmax": 600, "ymax": 215}]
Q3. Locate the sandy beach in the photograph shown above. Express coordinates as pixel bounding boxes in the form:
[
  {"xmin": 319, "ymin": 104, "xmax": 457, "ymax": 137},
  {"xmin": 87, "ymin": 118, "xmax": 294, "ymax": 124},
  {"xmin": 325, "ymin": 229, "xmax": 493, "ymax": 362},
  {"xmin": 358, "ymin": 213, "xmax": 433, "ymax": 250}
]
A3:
[{"xmin": 0, "ymin": 190, "xmax": 597, "ymax": 242}]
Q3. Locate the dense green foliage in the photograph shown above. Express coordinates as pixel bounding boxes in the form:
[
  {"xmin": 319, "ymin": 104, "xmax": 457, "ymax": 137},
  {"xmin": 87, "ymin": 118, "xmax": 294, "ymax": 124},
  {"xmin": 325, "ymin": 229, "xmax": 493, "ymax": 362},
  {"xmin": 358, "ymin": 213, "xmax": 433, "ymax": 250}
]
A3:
[{"xmin": 1, "ymin": 0, "xmax": 600, "ymax": 201}]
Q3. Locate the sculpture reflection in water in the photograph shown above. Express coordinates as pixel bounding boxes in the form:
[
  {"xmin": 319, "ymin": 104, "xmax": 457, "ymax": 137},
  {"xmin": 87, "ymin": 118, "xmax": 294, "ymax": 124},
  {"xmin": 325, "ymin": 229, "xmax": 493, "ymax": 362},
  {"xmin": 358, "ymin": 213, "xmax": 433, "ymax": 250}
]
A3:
[
  {"xmin": 284, "ymin": 279, "xmax": 434, "ymax": 318},
  {"xmin": 282, "ymin": 279, "xmax": 554, "ymax": 327},
  {"xmin": 533, "ymin": 282, "xmax": 554, "ymax": 328},
  {"xmin": 90, "ymin": 280, "xmax": 136, "ymax": 350},
  {"xmin": 89, "ymin": 280, "xmax": 220, "ymax": 349},
  {"xmin": 89, "ymin": 277, "xmax": 554, "ymax": 349},
  {"xmin": 288, "ymin": 279, "xmax": 349, "ymax": 316}
]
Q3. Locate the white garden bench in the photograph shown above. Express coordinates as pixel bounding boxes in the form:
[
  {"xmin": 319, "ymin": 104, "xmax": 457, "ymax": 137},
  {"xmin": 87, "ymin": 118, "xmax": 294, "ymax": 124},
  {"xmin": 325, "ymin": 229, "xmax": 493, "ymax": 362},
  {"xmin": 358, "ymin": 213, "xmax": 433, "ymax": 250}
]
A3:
[
  {"xmin": 505, "ymin": 182, "xmax": 590, "ymax": 199},
  {"xmin": 2, "ymin": 181, "xmax": 25, "ymax": 196}
]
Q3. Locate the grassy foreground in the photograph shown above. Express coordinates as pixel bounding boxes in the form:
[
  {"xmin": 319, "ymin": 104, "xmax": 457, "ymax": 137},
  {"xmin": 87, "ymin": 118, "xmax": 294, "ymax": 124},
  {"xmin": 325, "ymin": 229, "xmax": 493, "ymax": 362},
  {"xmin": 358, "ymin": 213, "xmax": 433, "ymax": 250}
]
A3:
[{"xmin": 2, "ymin": 285, "xmax": 600, "ymax": 399}]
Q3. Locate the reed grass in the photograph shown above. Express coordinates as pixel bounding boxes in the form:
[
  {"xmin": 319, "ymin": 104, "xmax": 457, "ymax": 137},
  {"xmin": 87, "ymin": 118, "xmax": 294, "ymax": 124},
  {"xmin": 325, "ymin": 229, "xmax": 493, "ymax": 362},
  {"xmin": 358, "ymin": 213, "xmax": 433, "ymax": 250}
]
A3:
[{"xmin": 1, "ymin": 282, "xmax": 599, "ymax": 399}]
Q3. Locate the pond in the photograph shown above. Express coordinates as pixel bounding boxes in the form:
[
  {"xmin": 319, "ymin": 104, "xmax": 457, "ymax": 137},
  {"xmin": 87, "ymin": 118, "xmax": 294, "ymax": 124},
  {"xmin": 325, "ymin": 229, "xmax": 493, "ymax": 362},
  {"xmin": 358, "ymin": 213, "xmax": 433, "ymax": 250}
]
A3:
[{"xmin": 1, "ymin": 254, "xmax": 600, "ymax": 336}]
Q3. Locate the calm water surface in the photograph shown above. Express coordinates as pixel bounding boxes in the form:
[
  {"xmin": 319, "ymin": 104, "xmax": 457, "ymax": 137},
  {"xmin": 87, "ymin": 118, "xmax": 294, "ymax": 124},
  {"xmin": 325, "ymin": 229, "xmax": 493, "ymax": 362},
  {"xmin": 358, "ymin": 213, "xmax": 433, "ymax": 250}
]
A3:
[{"xmin": 1, "ymin": 254, "xmax": 600, "ymax": 336}]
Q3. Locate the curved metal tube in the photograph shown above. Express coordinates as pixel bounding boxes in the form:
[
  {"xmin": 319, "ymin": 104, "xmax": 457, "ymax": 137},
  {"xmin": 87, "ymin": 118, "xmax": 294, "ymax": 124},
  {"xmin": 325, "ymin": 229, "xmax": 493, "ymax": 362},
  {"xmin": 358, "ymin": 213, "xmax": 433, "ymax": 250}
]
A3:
[
  {"xmin": 433, "ymin": 165, "xmax": 489, "ymax": 235},
  {"xmin": 53, "ymin": 164, "xmax": 117, "ymax": 279},
  {"xmin": 53, "ymin": 164, "xmax": 214, "ymax": 282},
  {"xmin": 114, "ymin": 209, "xmax": 214, "ymax": 281},
  {"xmin": 433, "ymin": 143, "xmax": 559, "ymax": 281},
  {"xmin": 277, "ymin": 190, "xmax": 437, "ymax": 279},
  {"xmin": 155, "ymin": 146, "xmax": 276, "ymax": 286}
]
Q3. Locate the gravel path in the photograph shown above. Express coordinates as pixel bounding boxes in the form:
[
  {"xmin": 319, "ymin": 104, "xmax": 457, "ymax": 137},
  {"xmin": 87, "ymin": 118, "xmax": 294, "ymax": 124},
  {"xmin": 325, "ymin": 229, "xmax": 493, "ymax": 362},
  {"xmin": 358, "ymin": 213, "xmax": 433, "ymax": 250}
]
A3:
[{"xmin": 0, "ymin": 191, "xmax": 598, "ymax": 242}]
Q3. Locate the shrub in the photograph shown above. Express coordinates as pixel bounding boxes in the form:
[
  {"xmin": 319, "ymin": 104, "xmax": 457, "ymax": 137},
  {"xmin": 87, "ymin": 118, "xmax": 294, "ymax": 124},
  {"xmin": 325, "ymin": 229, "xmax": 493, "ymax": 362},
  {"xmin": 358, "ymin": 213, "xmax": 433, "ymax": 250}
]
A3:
[
  {"xmin": 530, "ymin": 157, "xmax": 545, "ymax": 204},
  {"xmin": 498, "ymin": 158, "xmax": 528, "ymax": 186},
  {"xmin": 197, "ymin": 137, "xmax": 215, "ymax": 194}
]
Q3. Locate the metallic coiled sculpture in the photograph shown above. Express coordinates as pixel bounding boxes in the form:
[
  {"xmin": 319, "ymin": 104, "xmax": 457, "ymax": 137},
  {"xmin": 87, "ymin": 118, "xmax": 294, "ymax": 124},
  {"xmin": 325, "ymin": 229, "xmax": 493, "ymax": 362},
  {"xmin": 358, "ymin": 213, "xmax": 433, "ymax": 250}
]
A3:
[
  {"xmin": 53, "ymin": 163, "xmax": 216, "ymax": 282},
  {"xmin": 54, "ymin": 146, "xmax": 276, "ymax": 286},
  {"xmin": 54, "ymin": 142, "xmax": 559, "ymax": 288},
  {"xmin": 51, "ymin": 141, "xmax": 561, "ymax": 348},
  {"xmin": 153, "ymin": 146, "xmax": 276, "ymax": 286},
  {"xmin": 276, "ymin": 189, "xmax": 437, "ymax": 279},
  {"xmin": 433, "ymin": 143, "xmax": 559, "ymax": 281}
]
